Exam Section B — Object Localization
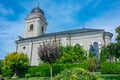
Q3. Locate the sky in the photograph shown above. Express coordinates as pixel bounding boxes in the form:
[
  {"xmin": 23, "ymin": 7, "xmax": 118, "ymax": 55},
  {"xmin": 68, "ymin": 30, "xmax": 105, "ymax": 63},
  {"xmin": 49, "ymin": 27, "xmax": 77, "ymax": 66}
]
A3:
[{"xmin": 0, "ymin": 0, "xmax": 120, "ymax": 59}]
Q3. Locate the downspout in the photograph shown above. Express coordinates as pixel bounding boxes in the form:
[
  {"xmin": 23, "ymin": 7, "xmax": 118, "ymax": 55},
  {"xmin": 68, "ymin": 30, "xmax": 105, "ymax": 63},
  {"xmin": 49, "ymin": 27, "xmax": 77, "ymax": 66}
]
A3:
[
  {"xmin": 68, "ymin": 34, "xmax": 71, "ymax": 46},
  {"xmin": 30, "ymin": 40, "xmax": 33, "ymax": 65}
]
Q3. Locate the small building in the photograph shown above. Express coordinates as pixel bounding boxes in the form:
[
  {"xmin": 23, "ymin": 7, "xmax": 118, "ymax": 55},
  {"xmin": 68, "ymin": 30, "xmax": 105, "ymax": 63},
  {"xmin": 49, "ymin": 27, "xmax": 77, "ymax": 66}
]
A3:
[{"xmin": 16, "ymin": 6, "xmax": 113, "ymax": 65}]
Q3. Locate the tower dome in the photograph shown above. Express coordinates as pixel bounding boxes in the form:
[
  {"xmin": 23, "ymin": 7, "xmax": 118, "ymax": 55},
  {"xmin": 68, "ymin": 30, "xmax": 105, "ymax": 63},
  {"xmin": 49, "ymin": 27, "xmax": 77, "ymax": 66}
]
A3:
[{"xmin": 31, "ymin": 7, "xmax": 44, "ymax": 15}]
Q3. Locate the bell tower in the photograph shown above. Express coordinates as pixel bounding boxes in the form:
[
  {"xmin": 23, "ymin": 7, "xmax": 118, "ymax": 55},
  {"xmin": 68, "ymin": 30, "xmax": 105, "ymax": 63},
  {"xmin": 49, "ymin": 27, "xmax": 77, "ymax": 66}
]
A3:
[{"xmin": 24, "ymin": 5, "xmax": 48, "ymax": 38}]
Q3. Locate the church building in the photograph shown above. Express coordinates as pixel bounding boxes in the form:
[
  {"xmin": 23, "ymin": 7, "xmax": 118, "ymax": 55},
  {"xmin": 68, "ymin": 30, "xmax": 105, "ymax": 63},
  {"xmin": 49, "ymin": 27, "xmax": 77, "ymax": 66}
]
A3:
[{"xmin": 16, "ymin": 6, "xmax": 113, "ymax": 65}]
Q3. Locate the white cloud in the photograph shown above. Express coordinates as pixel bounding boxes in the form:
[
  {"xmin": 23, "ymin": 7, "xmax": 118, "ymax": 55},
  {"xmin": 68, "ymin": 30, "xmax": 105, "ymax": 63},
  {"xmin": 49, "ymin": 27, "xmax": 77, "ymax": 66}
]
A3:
[
  {"xmin": 0, "ymin": 4, "xmax": 14, "ymax": 15},
  {"xmin": 86, "ymin": 8, "xmax": 120, "ymax": 42},
  {"xmin": 0, "ymin": 17, "xmax": 24, "ymax": 59}
]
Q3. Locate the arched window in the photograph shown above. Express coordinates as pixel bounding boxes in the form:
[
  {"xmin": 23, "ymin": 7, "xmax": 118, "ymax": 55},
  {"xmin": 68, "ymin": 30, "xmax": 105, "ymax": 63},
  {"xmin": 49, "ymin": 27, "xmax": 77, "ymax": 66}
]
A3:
[
  {"xmin": 23, "ymin": 46, "xmax": 25, "ymax": 49},
  {"xmin": 30, "ymin": 24, "xmax": 34, "ymax": 31},
  {"xmin": 93, "ymin": 42, "xmax": 99, "ymax": 56}
]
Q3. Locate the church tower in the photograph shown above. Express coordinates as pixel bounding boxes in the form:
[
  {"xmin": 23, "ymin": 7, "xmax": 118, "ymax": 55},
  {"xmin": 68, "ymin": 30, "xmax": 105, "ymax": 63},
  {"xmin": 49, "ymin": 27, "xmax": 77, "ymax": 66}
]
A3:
[{"xmin": 24, "ymin": 5, "xmax": 48, "ymax": 38}]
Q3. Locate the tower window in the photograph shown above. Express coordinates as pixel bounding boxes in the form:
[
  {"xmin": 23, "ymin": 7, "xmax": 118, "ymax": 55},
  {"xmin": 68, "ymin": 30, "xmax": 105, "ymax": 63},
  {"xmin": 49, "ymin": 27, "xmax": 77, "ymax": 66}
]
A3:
[
  {"xmin": 30, "ymin": 24, "xmax": 34, "ymax": 31},
  {"xmin": 42, "ymin": 26, "xmax": 44, "ymax": 34},
  {"xmin": 23, "ymin": 46, "xmax": 25, "ymax": 49}
]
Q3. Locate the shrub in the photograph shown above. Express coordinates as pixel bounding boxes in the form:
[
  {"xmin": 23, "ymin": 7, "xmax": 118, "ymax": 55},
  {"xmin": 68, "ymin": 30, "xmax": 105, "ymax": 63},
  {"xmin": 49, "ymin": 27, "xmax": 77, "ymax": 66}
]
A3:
[
  {"xmin": 101, "ymin": 62, "xmax": 120, "ymax": 74},
  {"xmin": 25, "ymin": 74, "xmax": 31, "ymax": 79},
  {"xmin": 1, "ymin": 52, "xmax": 29, "ymax": 77},
  {"xmin": 26, "ymin": 62, "xmax": 88, "ymax": 77},
  {"xmin": 54, "ymin": 68, "xmax": 98, "ymax": 80},
  {"xmin": 0, "ymin": 60, "xmax": 2, "ymax": 74}
]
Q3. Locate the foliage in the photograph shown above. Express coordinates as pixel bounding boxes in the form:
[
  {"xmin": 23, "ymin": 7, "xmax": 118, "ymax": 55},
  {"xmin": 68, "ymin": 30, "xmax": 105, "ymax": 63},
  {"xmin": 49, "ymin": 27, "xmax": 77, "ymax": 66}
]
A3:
[
  {"xmin": 100, "ymin": 43, "xmax": 120, "ymax": 62},
  {"xmin": 25, "ymin": 74, "xmax": 31, "ymax": 79},
  {"xmin": 0, "ymin": 60, "xmax": 2, "ymax": 74},
  {"xmin": 26, "ymin": 62, "xmax": 88, "ymax": 77},
  {"xmin": 116, "ymin": 26, "xmax": 120, "ymax": 43},
  {"xmin": 59, "ymin": 45, "xmax": 87, "ymax": 63},
  {"xmin": 88, "ymin": 55, "xmax": 97, "ymax": 72},
  {"xmin": 54, "ymin": 68, "xmax": 98, "ymax": 80},
  {"xmin": 1, "ymin": 52, "xmax": 29, "ymax": 77},
  {"xmin": 101, "ymin": 62, "xmax": 120, "ymax": 74},
  {"xmin": 38, "ymin": 46, "xmax": 62, "ymax": 64},
  {"xmin": 38, "ymin": 38, "xmax": 62, "ymax": 80},
  {"xmin": 100, "ymin": 46, "xmax": 109, "ymax": 62}
]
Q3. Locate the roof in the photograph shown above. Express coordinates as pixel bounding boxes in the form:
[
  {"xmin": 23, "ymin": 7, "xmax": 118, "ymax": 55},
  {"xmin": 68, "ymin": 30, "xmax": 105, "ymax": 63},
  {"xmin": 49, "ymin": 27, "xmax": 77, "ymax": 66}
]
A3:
[
  {"xmin": 31, "ymin": 7, "xmax": 44, "ymax": 15},
  {"xmin": 17, "ymin": 28, "xmax": 105, "ymax": 41}
]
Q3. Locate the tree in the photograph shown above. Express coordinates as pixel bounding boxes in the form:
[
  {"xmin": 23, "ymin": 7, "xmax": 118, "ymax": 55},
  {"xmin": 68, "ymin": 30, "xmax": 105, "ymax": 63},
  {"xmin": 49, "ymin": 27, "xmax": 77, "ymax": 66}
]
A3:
[
  {"xmin": 100, "ymin": 43, "xmax": 120, "ymax": 62},
  {"xmin": 1, "ymin": 52, "xmax": 29, "ymax": 77},
  {"xmin": 116, "ymin": 26, "xmax": 120, "ymax": 43},
  {"xmin": 59, "ymin": 44, "xmax": 87, "ymax": 63},
  {"xmin": 38, "ymin": 38, "xmax": 62, "ymax": 80},
  {"xmin": 100, "ymin": 46, "xmax": 109, "ymax": 62},
  {"xmin": 0, "ymin": 60, "xmax": 2, "ymax": 74},
  {"xmin": 107, "ymin": 43, "xmax": 119, "ymax": 62}
]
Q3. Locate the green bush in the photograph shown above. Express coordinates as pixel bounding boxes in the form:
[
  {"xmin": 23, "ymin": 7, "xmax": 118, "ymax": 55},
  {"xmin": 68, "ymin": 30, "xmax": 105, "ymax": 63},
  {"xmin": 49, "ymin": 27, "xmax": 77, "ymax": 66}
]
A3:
[
  {"xmin": 0, "ymin": 60, "xmax": 2, "ymax": 74},
  {"xmin": 101, "ymin": 62, "xmax": 120, "ymax": 74},
  {"xmin": 25, "ymin": 74, "xmax": 31, "ymax": 79},
  {"xmin": 26, "ymin": 62, "xmax": 88, "ymax": 77},
  {"xmin": 54, "ymin": 68, "xmax": 98, "ymax": 80}
]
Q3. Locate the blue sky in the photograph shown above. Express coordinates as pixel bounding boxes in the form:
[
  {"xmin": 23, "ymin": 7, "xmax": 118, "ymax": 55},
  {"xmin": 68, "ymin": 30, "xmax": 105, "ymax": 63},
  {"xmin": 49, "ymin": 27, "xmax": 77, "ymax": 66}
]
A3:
[{"xmin": 0, "ymin": 0, "xmax": 120, "ymax": 59}]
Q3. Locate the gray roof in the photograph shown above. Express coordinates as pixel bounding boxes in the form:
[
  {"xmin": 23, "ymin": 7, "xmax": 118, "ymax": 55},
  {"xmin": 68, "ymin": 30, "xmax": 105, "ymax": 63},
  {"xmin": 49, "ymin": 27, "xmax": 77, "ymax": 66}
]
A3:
[
  {"xmin": 31, "ymin": 7, "xmax": 44, "ymax": 15},
  {"xmin": 17, "ymin": 28, "xmax": 105, "ymax": 41}
]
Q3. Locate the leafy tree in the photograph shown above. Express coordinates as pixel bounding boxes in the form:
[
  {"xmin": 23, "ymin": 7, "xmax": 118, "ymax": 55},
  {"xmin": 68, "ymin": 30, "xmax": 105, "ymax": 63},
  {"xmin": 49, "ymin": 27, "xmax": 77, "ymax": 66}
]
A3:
[
  {"xmin": 59, "ymin": 44, "xmax": 87, "ymax": 63},
  {"xmin": 0, "ymin": 60, "xmax": 2, "ymax": 74},
  {"xmin": 116, "ymin": 26, "xmax": 120, "ymax": 43},
  {"xmin": 38, "ymin": 38, "xmax": 62, "ymax": 80},
  {"xmin": 100, "ymin": 43, "xmax": 120, "ymax": 62},
  {"xmin": 1, "ymin": 52, "xmax": 29, "ymax": 77},
  {"xmin": 100, "ymin": 46, "xmax": 109, "ymax": 62},
  {"xmin": 107, "ymin": 43, "xmax": 120, "ymax": 62}
]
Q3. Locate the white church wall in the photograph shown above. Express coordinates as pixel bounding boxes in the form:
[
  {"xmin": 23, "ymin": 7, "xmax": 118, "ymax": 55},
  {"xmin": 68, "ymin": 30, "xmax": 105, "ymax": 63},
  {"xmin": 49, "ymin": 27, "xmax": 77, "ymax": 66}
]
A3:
[
  {"xmin": 105, "ymin": 35, "xmax": 112, "ymax": 45},
  {"xmin": 31, "ymin": 42, "xmax": 41, "ymax": 65},
  {"xmin": 70, "ymin": 32, "xmax": 104, "ymax": 51},
  {"xmin": 17, "ymin": 42, "xmax": 32, "ymax": 64},
  {"xmin": 25, "ymin": 20, "xmax": 36, "ymax": 38},
  {"xmin": 61, "ymin": 37, "xmax": 67, "ymax": 46}
]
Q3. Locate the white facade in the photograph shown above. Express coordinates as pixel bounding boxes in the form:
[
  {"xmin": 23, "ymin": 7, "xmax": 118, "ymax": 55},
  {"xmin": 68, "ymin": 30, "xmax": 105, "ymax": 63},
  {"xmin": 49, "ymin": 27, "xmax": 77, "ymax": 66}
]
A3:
[{"xmin": 16, "ymin": 6, "xmax": 113, "ymax": 65}]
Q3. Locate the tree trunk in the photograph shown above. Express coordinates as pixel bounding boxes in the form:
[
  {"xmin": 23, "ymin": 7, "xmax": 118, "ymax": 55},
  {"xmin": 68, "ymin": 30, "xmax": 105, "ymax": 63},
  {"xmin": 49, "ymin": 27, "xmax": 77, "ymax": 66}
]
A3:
[
  {"xmin": 50, "ymin": 64, "xmax": 52, "ymax": 80},
  {"xmin": 14, "ymin": 68, "xmax": 17, "ymax": 77}
]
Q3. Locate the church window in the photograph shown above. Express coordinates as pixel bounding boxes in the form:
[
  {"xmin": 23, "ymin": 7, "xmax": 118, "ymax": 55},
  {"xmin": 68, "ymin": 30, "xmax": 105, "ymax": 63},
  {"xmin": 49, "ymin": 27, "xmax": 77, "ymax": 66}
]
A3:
[
  {"xmin": 92, "ymin": 42, "xmax": 99, "ymax": 56},
  {"xmin": 23, "ymin": 46, "xmax": 25, "ymax": 49},
  {"xmin": 30, "ymin": 24, "xmax": 34, "ymax": 31},
  {"xmin": 42, "ymin": 26, "xmax": 44, "ymax": 34}
]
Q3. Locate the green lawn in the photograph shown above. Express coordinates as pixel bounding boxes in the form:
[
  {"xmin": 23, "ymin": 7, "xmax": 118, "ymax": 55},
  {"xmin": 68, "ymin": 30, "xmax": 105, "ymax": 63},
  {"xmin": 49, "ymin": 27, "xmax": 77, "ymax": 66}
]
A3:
[
  {"xmin": 98, "ymin": 74, "xmax": 120, "ymax": 80},
  {"xmin": 5, "ymin": 74, "xmax": 120, "ymax": 80},
  {"xmin": 7, "ymin": 77, "xmax": 50, "ymax": 80}
]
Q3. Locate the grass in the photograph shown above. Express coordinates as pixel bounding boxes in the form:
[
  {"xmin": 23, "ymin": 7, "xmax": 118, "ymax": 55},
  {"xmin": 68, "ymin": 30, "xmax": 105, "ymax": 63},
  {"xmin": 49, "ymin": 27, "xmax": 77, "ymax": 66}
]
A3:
[
  {"xmin": 3, "ymin": 73, "xmax": 120, "ymax": 80},
  {"xmin": 99, "ymin": 74, "xmax": 120, "ymax": 80},
  {"xmin": 94, "ymin": 72, "xmax": 120, "ymax": 80},
  {"xmin": 6, "ymin": 77, "xmax": 50, "ymax": 80}
]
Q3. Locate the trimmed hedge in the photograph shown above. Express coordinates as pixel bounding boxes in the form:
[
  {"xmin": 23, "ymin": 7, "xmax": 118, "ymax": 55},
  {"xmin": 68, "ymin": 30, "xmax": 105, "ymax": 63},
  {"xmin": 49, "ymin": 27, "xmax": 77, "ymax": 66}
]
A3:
[
  {"xmin": 26, "ymin": 62, "xmax": 88, "ymax": 77},
  {"xmin": 101, "ymin": 62, "xmax": 120, "ymax": 74}
]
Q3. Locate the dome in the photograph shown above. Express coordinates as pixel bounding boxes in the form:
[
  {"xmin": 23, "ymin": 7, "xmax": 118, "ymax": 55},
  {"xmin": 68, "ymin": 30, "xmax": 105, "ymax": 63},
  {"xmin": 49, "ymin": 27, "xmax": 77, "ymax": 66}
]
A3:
[{"xmin": 31, "ymin": 7, "xmax": 44, "ymax": 15}]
